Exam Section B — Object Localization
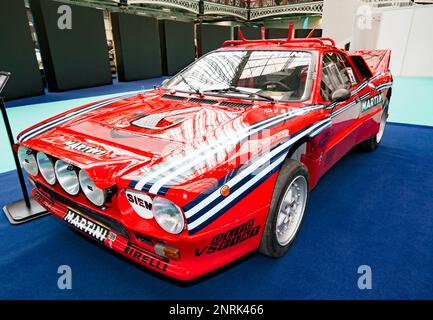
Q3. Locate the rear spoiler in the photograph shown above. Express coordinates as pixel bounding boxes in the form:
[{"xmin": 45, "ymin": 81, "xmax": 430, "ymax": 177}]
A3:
[{"xmin": 348, "ymin": 50, "xmax": 391, "ymax": 76}]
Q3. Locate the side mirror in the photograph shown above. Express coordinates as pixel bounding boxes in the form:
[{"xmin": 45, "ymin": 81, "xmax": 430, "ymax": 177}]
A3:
[{"xmin": 331, "ymin": 88, "xmax": 351, "ymax": 103}]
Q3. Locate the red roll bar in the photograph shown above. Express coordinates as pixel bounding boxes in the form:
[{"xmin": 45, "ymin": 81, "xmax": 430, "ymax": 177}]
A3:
[{"xmin": 222, "ymin": 23, "xmax": 336, "ymax": 48}]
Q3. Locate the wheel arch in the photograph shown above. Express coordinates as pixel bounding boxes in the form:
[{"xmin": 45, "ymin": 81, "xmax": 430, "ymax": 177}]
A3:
[{"xmin": 287, "ymin": 137, "xmax": 312, "ymax": 164}]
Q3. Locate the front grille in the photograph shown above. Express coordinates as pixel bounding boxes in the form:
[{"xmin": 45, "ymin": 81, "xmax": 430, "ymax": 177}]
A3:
[
  {"xmin": 36, "ymin": 183, "xmax": 130, "ymax": 239},
  {"xmin": 219, "ymin": 101, "xmax": 253, "ymax": 108},
  {"xmin": 161, "ymin": 94, "xmax": 187, "ymax": 101},
  {"xmin": 189, "ymin": 98, "xmax": 217, "ymax": 105}
]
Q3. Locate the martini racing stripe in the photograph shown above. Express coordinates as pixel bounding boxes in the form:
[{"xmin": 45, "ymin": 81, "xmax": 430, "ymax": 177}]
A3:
[
  {"xmin": 359, "ymin": 93, "xmax": 370, "ymax": 101},
  {"xmin": 327, "ymin": 86, "xmax": 366, "ymax": 110},
  {"xmin": 131, "ymin": 104, "xmax": 324, "ymax": 193},
  {"xmin": 185, "ymin": 142, "xmax": 291, "ymax": 220},
  {"xmin": 326, "ymin": 74, "xmax": 386, "ymax": 110},
  {"xmin": 18, "ymin": 93, "xmax": 139, "ymax": 142},
  {"xmin": 186, "ymin": 118, "xmax": 331, "ymax": 234},
  {"xmin": 309, "ymin": 120, "xmax": 332, "ymax": 138},
  {"xmin": 376, "ymin": 82, "xmax": 393, "ymax": 92},
  {"xmin": 144, "ymin": 105, "xmax": 325, "ymax": 195},
  {"xmin": 350, "ymin": 82, "xmax": 367, "ymax": 96},
  {"xmin": 331, "ymin": 101, "xmax": 357, "ymax": 118},
  {"xmin": 185, "ymin": 118, "xmax": 331, "ymax": 219},
  {"xmin": 188, "ymin": 154, "xmax": 286, "ymax": 234},
  {"xmin": 331, "ymin": 88, "xmax": 387, "ymax": 118}
]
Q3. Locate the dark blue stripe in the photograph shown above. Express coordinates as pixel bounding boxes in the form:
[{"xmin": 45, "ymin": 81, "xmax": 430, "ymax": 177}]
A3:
[
  {"xmin": 188, "ymin": 159, "xmax": 284, "ymax": 235},
  {"xmin": 183, "ymin": 119, "xmax": 330, "ymax": 227},
  {"xmin": 181, "ymin": 133, "xmax": 293, "ymax": 213},
  {"xmin": 129, "ymin": 105, "xmax": 323, "ymax": 191},
  {"xmin": 19, "ymin": 95, "xmax": 132, "ymax": 142},
  {"xmin": 158, "ymin": 186, "xmax": 169, "ymax": 196},
  {"xmin": 186, "ymin": 147, "xmax": 290, "ymax": 225},
  {"xmin": 182, "ymin": 163, "xmax": 246, "ymax": 212},
  {"xmin": 142, "ymin": 111, "xmax": 305, "ymax": 193}
]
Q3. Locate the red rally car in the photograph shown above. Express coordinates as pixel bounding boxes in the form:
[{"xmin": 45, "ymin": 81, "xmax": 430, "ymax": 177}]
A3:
[{"xmin": 15, "ymin": 29, "xmax": 393, "ymax": 280}]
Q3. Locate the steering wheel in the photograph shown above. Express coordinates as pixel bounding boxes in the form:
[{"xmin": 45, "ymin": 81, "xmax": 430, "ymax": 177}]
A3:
[{"xmin": 263, "ymin": 80, "xmax": 291, "ymax": 91}]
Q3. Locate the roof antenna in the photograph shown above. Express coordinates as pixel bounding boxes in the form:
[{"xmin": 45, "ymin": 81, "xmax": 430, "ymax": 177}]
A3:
[
  {"xmin": 306, "ymin": 28, "xmax": 316, "ymax": 38},
  {"xmin": 306, "ymin": 21, "xmax": 320, "ymax": 38},
  {"xmin": 287, "ymin": 21, "xmax": 294, "ymax": 41},
  {"xmin": 237, "ymin": 26, "xmax": 246, "ymax": 41},
  {"xmin": 260, "ymin": 26, "xmax": 266, "ymax": 40}
]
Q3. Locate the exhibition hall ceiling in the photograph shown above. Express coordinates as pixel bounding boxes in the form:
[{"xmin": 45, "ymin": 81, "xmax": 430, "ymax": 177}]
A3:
[{"xmin": 30, "ymin": 0, "xmax": 324, "ymax": 22}]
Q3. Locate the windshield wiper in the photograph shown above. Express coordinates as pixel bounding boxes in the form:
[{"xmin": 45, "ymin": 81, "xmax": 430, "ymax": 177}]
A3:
[
  {"xmin": 203, "ymin": 86, "xmax": 276, "ymax": 103},
  {"xmin": 179, "ymin": 74, "xmax": 201, "ymax": 95}
]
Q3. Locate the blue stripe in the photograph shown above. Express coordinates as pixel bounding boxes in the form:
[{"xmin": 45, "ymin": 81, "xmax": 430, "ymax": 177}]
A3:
[
  {"xmin": 309, "ymin": 121, "xmax": 332, "ymax": 138},
  {"xmin": 18, "ymin": 94, "xmax": 136, "ymax": 142},
  {"xmin": 182, "ymin": 163, "xmax": 248, "ymax": 212},
  {"xmin": 131, "ymin": 105, "xmax": 323, "ymax": 192},
  {"xmin": 331, "ymin": 101, "xmax": 357, "ymax": 117},
  {"xmin": 185, "ymin": 120, "xmax": 331, "ymax": 232},
  {"xmin": 188, "ymin": 157, "xmax": 284, "ymax": 235},
  {"xmin": 185, "ymin": 143, "xmax": 291, "ymax": 225}
]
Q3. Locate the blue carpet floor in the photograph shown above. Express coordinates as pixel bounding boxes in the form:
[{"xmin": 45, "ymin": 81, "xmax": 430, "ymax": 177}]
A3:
[{"xmin": 0, "ymin": 123, "xmax": 432, "ymax": 299}]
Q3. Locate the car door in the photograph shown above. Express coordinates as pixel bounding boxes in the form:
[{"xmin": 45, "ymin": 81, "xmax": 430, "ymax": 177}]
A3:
[{"xmin": 318, "ymin": 51, "xmax": 363, "ymax": 175}]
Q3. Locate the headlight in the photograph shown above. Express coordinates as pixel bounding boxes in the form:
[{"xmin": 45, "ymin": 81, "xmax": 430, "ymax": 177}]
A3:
[
  {"xmin": 79, "ymin": 170, "xmax": 106, "ymax": 206},
  {"xmin": 152, "ymin": 197, "xmax": 185, "ymax": 234},
  {"xmin": 36, "ymin": 152, "xmax": 56, "ymax": 185},
  {"xmin": 55, "ymin": 160, "xmax": 79, "ymax": 195},
  {"xmin": 17, "ymin": 146, "xmax": 38, "ymax": 176}
]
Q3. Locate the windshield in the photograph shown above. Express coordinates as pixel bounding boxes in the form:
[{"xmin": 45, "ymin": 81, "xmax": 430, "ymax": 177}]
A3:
[{"xmin": 163, "ymin": 50, "xmax": 314, "ymax": 102}]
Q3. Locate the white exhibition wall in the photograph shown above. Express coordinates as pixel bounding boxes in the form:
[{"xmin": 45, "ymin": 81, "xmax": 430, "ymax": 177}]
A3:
[
  {"xmin": 351, "ymin": 5, "xmax": 433, "ymax": 76},
  {"xmin": 323, "ymin": 0, "xmax": 433, "ymax": 77},
  {"xmin": 322, "ymin": 0, "xmax": 361, "ymax": 48},
  {"xmin": 373, "ymin": 8, "xmax": 413, "ymax": 76},
  {"xmin": 400, "ymin": 6, "xmax": 433, "ymax": 77}
]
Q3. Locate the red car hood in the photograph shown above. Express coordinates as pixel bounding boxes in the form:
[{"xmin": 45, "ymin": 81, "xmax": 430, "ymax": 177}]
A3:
[{"xmin": 22, "ymin": 92, "xmax": 288, "ymax": 188}]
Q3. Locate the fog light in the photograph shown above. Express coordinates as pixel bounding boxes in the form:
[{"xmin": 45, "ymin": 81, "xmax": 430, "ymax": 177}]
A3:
[
  {"xmin": 154, "ymin": 243, "xmax": 180, "ymax": 261},
  {"xmin": 79, "ymin": 170, "xmax": 106, "ymax": 206},
  {"xmin": 37, "ymin": 152, "xmax": 56, "ymax": 185},
  {"xmin": 55, "ymin": 160, "xmax": 80, "ymax": 195},
  {"xmin": 17, "ymin": 146, "xmax": 38, "ymax": 176}
]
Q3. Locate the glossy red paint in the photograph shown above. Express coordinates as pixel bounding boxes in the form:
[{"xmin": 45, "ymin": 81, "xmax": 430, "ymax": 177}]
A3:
[{"xmin": 16, "ymin": 37, "xmax": 393, "ymax": 280}]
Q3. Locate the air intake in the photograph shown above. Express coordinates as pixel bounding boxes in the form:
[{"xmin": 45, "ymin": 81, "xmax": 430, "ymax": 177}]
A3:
[
  {"xmin": 189, "ymin": 98, "xmax": 217, "ymax": 105},
  {"xmin": 131, "ymin": 113, "xmax": 186, "ymax": 130},
  {"xmin": 219, "ymin": 101, "xmax": 253, "ymax": 108},
  {"xmin": 161, "ymin": 94, "xmax": 187, "ymax": 101}
]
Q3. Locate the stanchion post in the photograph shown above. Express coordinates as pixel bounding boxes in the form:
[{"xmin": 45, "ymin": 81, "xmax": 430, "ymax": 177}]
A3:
[
  {"xmin": 0, "ymin": 94, "xmax": 31, "ymax": 207},
  {"xmin": 0, "ymin": 71, "xmax": 48, "ymax": 224}
]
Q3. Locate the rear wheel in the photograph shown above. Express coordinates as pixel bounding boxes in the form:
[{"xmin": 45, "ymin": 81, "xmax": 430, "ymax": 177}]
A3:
[
  {"xmin": 359, "ymin": 98, "xmax": 389, "ymax": 151},
  {"xmin": 259, "ymin": 159, "xmax": 309, "ymax": 258}
]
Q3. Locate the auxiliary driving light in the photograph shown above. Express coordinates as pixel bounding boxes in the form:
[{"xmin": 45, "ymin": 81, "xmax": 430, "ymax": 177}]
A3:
[
  {"xmin": 55, "ymin": 160, "xmax": 80, "ymax": 195},
  {"xmin": 36, "ymin": 152, "xmax": 56, "ymax": 185},
  {"xmin": 78, "ymin": 170, "xmax": 106, "ymax": 206},
  {"xmin": 17, "ymin": 146, "xmax": 38, "ymax": 176}
]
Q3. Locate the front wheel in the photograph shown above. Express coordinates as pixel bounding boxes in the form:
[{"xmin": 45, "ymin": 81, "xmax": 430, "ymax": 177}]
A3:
[{"xmin": 259, "ymin": 159, "xmax": 310, "ymax": 258}]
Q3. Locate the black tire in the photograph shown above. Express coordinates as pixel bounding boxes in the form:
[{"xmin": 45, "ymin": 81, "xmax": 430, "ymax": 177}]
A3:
[
  {"xmin": 359, "ymin": 98, "xmax": 389, "ymax": 151},
  {"xmin": 259, "ymin": 159, "xmax": 310, "ymax": 258}
]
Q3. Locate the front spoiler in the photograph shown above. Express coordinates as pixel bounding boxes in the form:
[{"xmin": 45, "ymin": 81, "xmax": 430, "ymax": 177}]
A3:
[
  {"xmin": 31, "ymin": 187, "xmax": 267, "ymax": 281},
  {"xmin": 32, "ymin": 189, "xmax": 196, "ymax": 280}
]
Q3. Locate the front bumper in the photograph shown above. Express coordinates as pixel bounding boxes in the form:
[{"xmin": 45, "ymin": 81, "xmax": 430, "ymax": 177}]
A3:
[{"xmin": 32, "ymin": 183, "xmax": 267, "ymax": 281}]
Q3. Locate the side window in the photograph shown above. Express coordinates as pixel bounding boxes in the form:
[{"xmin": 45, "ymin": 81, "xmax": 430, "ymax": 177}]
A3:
[
  {"xmin": 321, "ymin": 52, "xmax": 353, "ymax": 101},
  {"xmin": 340, "ymin": 54, "xmax": 358, "ymax": 86}
]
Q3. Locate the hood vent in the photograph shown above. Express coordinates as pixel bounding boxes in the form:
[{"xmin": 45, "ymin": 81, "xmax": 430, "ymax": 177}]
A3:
[
  {"xmin": 131, "ymin": 113, "xmax": 186, "ymax": 130},
  {"xmin": 220, "ymin": 101, "xmax": 253, "ymax": 108},
  {"xmin": 161, "ymin": 94, "xmax": 187, "ymax": 101},
  {"xmin": 189, "ymin": 98, "xmax": 217, "ymax": 105}
]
